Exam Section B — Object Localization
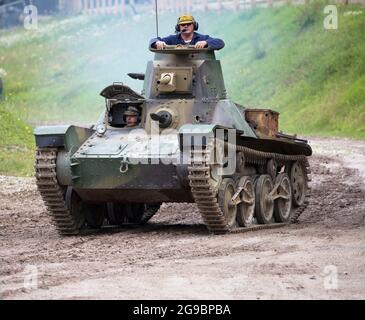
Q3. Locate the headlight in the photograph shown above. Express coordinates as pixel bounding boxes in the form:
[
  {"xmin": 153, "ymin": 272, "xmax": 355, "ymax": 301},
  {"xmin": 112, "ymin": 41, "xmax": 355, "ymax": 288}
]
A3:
[{"xmin": 96, "ymin": 124, "xmax": 106, "ymax": 136}]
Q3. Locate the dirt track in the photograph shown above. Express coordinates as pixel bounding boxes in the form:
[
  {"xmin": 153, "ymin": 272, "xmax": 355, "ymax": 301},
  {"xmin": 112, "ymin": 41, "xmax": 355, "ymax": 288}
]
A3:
[{"xmin": 0, "ymin": 137, "xmax": 364, "ymax": 300}]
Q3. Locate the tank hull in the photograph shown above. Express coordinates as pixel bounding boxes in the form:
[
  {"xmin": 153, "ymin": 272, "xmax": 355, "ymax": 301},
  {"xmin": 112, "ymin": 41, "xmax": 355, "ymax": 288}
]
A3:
[{"xmin": 69, "ymin": 158, "xmax": 192, "ymax": 203}]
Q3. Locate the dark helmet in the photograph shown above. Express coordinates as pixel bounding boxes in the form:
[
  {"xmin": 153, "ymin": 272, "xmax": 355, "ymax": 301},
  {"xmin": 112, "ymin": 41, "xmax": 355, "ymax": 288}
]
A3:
[{"xmin": 124, "ymin": 106, "xmax": 140, "ymax": 117}]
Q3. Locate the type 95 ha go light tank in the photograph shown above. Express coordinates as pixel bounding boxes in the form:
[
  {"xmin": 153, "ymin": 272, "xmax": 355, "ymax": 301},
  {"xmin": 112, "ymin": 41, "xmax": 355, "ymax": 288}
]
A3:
[{"xmin": 34, "ymin": 45, "xmax": 312, "ymax": 236}]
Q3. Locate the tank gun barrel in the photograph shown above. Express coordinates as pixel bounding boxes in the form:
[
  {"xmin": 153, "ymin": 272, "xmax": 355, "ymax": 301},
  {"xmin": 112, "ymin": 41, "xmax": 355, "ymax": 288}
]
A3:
[
  {"xmin": 157, "ymin": 74, "xmax": 172, "ymax": 85},
  {"xmin": 150, "ymin": 111, "xmax": 173, "ymax": 128},
  {"xmin": 150, "ymin": 113, "xmax": 165, "ymax": 123}
]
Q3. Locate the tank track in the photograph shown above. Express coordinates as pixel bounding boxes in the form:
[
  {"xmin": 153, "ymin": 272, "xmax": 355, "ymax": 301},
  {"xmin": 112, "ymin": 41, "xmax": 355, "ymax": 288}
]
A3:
[
  {"xmin": 35, "ymin": 148, "xmax": 81, "ymax": 235},
  {"xmin": 188, "ymin": 141, "xmax": 311, "ymax": 234},
  {"xmin": 140, "ymin": 204, "xmax": 161, "ymax": 224},
  {"xmin": 36, "ymin": 145, "xmax": 310, "ymax": 236}
]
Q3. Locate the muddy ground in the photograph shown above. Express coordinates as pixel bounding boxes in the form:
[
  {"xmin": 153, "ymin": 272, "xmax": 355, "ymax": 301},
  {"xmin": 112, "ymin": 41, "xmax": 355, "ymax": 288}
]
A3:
[{"xmin": 0, "ymin": 137, "xmax": 364, "ymax": 300}]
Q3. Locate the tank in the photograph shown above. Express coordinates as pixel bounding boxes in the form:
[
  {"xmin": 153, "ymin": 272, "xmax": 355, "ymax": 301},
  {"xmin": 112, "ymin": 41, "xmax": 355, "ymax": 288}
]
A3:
[{"xmin": 34, "ymin": 45, "xmax": 312, "ymax": 235}]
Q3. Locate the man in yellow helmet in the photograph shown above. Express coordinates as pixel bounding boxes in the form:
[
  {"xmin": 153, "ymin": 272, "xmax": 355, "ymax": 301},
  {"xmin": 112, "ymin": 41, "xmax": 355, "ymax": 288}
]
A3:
[{"xmin": 150, "ymin": 14, "xmax": 225, "ymax": 51}]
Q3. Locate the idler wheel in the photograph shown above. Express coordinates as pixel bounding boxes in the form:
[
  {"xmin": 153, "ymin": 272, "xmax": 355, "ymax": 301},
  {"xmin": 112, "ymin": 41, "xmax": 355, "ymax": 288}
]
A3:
[
  {"xmin": 65, "ymin": 187, "xmax": 86, "ymax": 230},
  {"xmin": 255, "ymin": 175, "xmax": 274, "ymax": 224},
  {"xmin": 84, "ymin": 203, "xmax": 106, "ymax": 229},
  {"xmin": 273, "ymin": 173, "xmax": 293, "ymax": 222},
  {"xmin": 107, "ymin": 203, "xmax": 159, "ymax": 225},
  {"xmin": 290, "ymin": 161, "xmax": 308, "ymax": 207},
  {"xmin": 125, "ymin": 204, "xmax": 145, "ymax": 223},
  {"xmin": 107, "ymin": 203, "xmax": 127, "ymax": 225}
]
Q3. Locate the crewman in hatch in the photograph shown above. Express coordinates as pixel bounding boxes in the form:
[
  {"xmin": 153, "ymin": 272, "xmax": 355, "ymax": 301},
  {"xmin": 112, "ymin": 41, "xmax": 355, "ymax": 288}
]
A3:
[
  {"xmin": 124, "ymin": 106, "xmax": 140, "ymax": 128},
  {"xmin": 150, "ymin": 14, "xmax": 225, "ymax": 50}
]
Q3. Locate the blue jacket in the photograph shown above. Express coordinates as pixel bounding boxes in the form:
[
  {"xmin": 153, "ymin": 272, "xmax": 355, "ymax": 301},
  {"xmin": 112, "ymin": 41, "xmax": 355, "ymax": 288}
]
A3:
[{"xmin": 150, "ymin": 32, "xmax": 225, "ymax": 50}]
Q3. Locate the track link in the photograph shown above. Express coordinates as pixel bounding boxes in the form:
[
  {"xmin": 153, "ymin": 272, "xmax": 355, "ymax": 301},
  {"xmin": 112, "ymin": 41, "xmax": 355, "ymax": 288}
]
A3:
[
  {"xmin": 35, "ymin": 148, "xmax": 81, "ymax": 235},
  {"xmin": 140, "ymin": 204, "xmax": 161, "ymax": 224},
  {"xmin": 188, "ymin": 141, "xmax": 311, "ymax": 235}
]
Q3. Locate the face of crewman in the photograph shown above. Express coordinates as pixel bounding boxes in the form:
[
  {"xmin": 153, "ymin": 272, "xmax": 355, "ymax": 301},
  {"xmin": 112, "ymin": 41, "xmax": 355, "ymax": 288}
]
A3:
[
  {"xmin": 179, "ymin": 23, "xmax": 194, "ymax": 35},
  {"xmin": 126, "ymin": 115, "xmax": 138, "ymax": 127}
]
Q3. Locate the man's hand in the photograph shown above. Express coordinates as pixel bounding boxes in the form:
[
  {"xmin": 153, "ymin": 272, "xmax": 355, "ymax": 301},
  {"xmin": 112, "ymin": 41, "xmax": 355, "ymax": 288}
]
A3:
[
  {"xmin": 195, "ymin": 41, "xmax": 208, "ymax": 49},
  {"xmin": 155, "ymin": 41, "xmax": 167, "ymax": 50}
]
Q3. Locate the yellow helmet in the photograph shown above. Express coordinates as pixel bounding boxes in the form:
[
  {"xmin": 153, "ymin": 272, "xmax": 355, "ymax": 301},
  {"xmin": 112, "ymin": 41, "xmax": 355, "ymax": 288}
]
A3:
[
  {"xmin": 175, "ymin": 14, "xmax": 199, "ymax": 32},
  {"xmin": 177, "ymin": 14, "xmax": 194, "ymax": 25}
]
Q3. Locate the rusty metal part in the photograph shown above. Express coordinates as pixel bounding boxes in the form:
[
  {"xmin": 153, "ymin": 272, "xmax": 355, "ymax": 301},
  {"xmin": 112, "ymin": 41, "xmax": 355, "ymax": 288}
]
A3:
[{"xmin": 245, "ymin": 109, "xmax": 279, "ymax": 138}]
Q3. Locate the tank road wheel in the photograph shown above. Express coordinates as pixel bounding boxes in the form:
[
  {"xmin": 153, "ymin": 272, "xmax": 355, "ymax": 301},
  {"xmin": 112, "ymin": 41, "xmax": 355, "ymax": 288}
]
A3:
[
  {"xmin": 107, "ymin": 203, "xmax": 127, "ymax": 225},
  {"xmin": 273, "ymin": 173, "xmax": 293, "ymax": 222},
  {"xmin": 290, "ymin": 161, "xmax": 308, "ymax": 207},
  {"xmin": 236, "ymin": 176, "xmax": 255, "ymax": 227},
  {"xmin": 107, "ymin": 203, "xmax": 161, "ymax": 226},
  {"xmin": 125, "ymin": 204, "xmax": 145, "ymax": 223},
  {"xmin": 218, "ymin": 178, "xmax": 237, "ymax": 229},
  {"xmin": 255, "ymin": 175, "xmax": 274, "ymax": 224},
  {"xmin": 84, "ymin": 203, "xmax": 106, "ymax": 229},
  {"xmin": 65, "ymin": 187, "xmax": 86, "ymax": 231}
]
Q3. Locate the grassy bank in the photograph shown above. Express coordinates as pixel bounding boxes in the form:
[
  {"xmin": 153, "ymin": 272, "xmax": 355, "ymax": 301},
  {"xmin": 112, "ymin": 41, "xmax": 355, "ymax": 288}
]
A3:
[
  {"xmin": 216, "ymin": 2, "xmax": 365, "ymax": 138},
  {"xmin": 0, "ymin": 107, "xmax": 34, "ymax": 176},
  {"xmin": 0, "ymin": 1, "xmax": 364, "ymax": 175}
]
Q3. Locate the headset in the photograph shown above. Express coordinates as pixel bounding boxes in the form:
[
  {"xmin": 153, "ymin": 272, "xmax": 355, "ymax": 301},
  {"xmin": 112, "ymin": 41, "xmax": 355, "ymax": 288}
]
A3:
[{"xmin": 175, "ymin": 16, "xmax": 199, "ymax": 33}]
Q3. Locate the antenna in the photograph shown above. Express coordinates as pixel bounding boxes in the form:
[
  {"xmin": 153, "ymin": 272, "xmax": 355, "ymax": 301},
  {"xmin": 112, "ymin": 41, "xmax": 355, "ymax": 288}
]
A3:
[{"xmin": 155, "ymin": 0, "xmax": 159, "ymax": 38}]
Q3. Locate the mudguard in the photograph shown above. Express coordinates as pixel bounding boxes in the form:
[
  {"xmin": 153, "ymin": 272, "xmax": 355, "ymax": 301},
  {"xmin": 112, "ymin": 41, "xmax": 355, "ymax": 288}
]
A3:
[
  {"xmin": 179, "ymin": 124, "xmax": 222, "ymax": 149},
  {"xmin": 34, "ymin": 125, "xmax": 94, "ymax": 153}
]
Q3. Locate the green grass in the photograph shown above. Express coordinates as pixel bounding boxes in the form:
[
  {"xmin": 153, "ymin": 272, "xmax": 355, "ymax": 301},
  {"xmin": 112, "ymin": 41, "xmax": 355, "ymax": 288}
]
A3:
[
  {"xmin": 0, "ymin": 107, "xmax": 35, "ymax": 176},
  {"xmin": 0, "ymin": 1, "xmax": 364, "ymax": 175},
  {"xmin": 215, "ymin": 1, "xmax": 365, "ymax": 138}
]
